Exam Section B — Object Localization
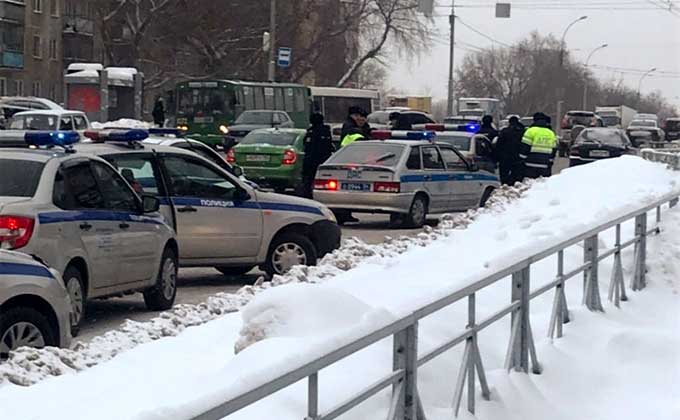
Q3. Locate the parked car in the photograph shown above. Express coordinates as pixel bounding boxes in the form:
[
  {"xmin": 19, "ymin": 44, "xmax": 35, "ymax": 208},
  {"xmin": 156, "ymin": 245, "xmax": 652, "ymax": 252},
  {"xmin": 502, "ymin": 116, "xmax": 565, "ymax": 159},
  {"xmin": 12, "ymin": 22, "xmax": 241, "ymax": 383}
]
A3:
[
  {"xmin": 0, "ymin": 250, "xmax": 72, "ymax": 358},
  {"xmin": 9, "ymin": 110, "xmax": 91, "ymax": 134},
  {"xmin": 663, "ymin": 117, "xmax": 680, "ymax": 141},
  {"xmin": 0, "ymin": 96, "xmax": 62, "ymax": 111},
  {"xmin": 560, "ymin": 111, "xmax": 600, "ymax": 156},
  {"xmin": 226, "ymin": 110, "xmax": 295, "ymax": 140},
  {"xmin": 367, "ymin": 110, "xmax": 435, "ymax": 130},
  {"xmin": 569, "ymin": 128, "xmax": 636, "ymax": 167},
  {"xmin": 314, "ymin": 133, "xmax": 499, "ymax": 228},
  {"xmin": 77, "ymin": 129, "xmax": 341, "ymax": 277},
  {"xmin": 0, "ymin": 132, "xmax": 178, "ymax": 330},
  {"xmin": 633, "ymin": 113, "xmax": 658, "ymax": 121},
  {"xmin": 228, "ymin": 128, "xmax": 306, "ymax": 193},
  {"xmin": 626, "ymin": 119, "xmax": 665, "ymax": 146},
  {"xmin": 435, "ymin": 130, "xmax": 497, "ymax": 173}
]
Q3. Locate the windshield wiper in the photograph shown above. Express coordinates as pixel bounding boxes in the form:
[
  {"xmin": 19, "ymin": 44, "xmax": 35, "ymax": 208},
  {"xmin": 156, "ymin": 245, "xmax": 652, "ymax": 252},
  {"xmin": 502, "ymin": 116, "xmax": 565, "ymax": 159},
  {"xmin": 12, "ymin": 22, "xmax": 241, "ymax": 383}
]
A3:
[{"xmin": 372, "ymin": 153, "xmax": 396, "ymax": 164}]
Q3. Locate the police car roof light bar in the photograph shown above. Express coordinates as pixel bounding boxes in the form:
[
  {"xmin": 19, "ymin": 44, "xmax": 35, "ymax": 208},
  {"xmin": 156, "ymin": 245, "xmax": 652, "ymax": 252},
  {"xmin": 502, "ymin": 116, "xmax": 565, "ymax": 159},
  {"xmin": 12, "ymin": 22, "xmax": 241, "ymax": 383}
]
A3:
[
  {"xmin": 84, "ymin": 129, "xmax": 149, "ymax": 143},
  {"xmin": 148, "ymin": 128, "xmax": 185, "ymax": 137},
  {"xmin": 371, "ymin": 130, "xmax": 393, "ymax": 140},
  {"xmin": 24, "ymin": 131, "xmax": 80, "ymax": 153},
  {"xmin": 425, "ymin": 124, "xmax": 446, "ymax": 132},
  {"xmin": 405, "ymin": 131, "xmax": 436, "ymax": 141}
]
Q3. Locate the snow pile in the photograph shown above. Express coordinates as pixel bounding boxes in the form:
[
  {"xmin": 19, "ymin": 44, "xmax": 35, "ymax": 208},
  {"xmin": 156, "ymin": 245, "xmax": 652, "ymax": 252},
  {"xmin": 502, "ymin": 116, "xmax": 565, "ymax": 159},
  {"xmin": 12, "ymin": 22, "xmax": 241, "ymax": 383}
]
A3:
[
  {"xmin": 0, "ymin": 156, "xmax": 678, "ymax": 420},
  {"xmin": 91, "ymin": 119, "xmax": 153, "ymax": 130},
  {"xmin": 0, "ymin": 181, "xmax": 533, "ymax": 387},
  {"xmin": 106, "ymin": 67, "xmax": 138, "ymax": 82}
]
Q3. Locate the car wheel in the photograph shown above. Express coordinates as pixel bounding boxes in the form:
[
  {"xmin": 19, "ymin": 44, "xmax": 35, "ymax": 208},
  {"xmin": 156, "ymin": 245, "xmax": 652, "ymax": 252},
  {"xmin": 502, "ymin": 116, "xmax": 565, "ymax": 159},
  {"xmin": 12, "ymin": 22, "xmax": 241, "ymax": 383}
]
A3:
[
  {"xmin": 215, "ymin": 266, "xmax": 255, "ymax": 277},
  {"xmin": 0, "ymin": 307, "xmax": 56, "ymax": 360},
  {"xmin": 405, "ymin": 195, "xmax": 428, "ymax": 228},
  {"xmin": 479, "ymin": 187, "xmax": 495, "ymax": 208},
  {"xmin": 265, "ymin": 232, "xmax": 317, "ymax": 277},
  {"xmin": 143, "ymin": 247, "xmax": 178, "ymax": 311},
  {"xmin": 63, "ymin": 265, "xmax": 85, "ymax": 335}
]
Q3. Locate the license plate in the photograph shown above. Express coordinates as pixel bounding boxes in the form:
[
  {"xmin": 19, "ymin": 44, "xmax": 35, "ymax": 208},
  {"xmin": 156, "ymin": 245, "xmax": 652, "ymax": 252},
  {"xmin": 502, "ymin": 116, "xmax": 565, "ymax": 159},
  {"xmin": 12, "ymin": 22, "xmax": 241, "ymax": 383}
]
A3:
[
  {"xmin": 246, "ymin": 154, "xmax": 270, "ymax": 162},
  {"xmin": 341, "ymin": 182, "xmax": 371, "ymax": 192},
  {"xmin": 194, "ymin": 117, "xmax": 214, "ymax": 123},
  {"xmin": 590, "ymin": 150, "xmax": 610, "ymax": 158},
  {"xmin": 630, "ymin": 131, "xmax": 650, "ymax": 137}
]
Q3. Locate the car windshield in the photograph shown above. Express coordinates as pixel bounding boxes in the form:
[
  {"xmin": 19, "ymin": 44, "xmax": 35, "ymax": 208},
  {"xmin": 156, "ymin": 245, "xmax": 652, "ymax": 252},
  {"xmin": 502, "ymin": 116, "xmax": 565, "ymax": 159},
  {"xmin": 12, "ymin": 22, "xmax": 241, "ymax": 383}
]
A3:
[
  {"xmin": 630, "ymin": 120, "xmax": 656, "ymax": 128},
  {"xmin": 565, "ymin": 112, "xmax": 595, "ymax": 127},
  {"xmin": 578, "ymin": 129, "xmax": 627, "ymax": 145},
  {"xmin": 240, "ymin": 131, "xmax": 299, "ymax": 146},
  {"xmin": 329, "ymin": 144, "xmax": 404, "ymax": 167},
  {"xmin": 438, "ymin": 134, "xmax": 472, "ymax": 151},
  {"xmin": 367, "ymin": 111, "xmax": 390, "ymax": 124},
  {"xmin": 235, "ymin": 111, "xmax": 273, "ymax": 125},
  {"xmin": 667, "ymin": 120, "xmax": 680, "ymax": 131},
  {"xmin": 10, "ymin": 114, "xmax": 58, "ymax": 130},
  {"xmin": 0, "ymin": 159, "xmax": 44, "ymax": 196}
]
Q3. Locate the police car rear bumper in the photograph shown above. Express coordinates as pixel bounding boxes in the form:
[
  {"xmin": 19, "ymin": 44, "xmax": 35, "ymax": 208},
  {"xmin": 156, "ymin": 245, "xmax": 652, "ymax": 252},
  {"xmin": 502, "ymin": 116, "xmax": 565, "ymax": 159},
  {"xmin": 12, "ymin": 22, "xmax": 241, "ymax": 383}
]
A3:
[{"xmin": 314, "ymin": 191, "xmax": 415, "ymax": 214}]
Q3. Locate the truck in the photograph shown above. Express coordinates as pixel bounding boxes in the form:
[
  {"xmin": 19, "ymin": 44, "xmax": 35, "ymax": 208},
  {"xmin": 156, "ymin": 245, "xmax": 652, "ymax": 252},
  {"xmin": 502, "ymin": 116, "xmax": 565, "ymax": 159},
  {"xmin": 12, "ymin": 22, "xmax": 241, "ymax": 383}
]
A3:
[
  {"xmin": 595, "ymin": 105, "xmax": 637, "ymax": 129},
  {"xmin": 387, "ymin": 96, "xmax": 432, "ymax": 113},
  {"xmin": 457, "ymin": 98, "xmax": 501, "ymax": 123}
]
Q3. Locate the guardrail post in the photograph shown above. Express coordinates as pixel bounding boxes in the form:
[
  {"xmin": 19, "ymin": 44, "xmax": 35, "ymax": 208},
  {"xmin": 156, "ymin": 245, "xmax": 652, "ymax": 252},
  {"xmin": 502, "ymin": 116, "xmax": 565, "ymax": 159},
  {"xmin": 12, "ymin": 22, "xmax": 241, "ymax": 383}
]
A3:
[
  {"xmin": 548, "ymin": 250, "xmax": 570, "ymax": 339},
  {"xmin": 608, "ymin": 224, "xmax": 628, "ymax": 308},
  {"xmin": 505, "ymin": 266, "xmax": 540, "ymax": 374},
  {"xmin": 392, "ymin": 322, "xmax": 420, "ymax": 420},
  {"xmin": 632, "ymin": 213, "xmax": 648, "ymax": 291},
  {"xmin": 583, "ymin": 235, "xmax": 604, "ymax": 312},
  {"xmin": 670, "ymin": 198, "xmax": 679, "ymax": 208},
  {"xmin": 305, "ymin": 373, "xmax": 320, "ymax": 420}
]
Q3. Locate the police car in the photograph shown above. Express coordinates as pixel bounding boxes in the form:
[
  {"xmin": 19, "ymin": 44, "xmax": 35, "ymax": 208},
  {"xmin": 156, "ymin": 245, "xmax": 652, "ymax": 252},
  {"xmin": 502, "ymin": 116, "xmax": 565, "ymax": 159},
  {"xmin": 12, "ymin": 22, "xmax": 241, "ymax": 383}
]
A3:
[
  {"xmin": 0, "ymin": 250, "xmax": 72, "ymax": 358},
  {"xmin": 314, "ymin": 130, "xmax": 499, "ymax": 228},
  {"xmin": 76, "ymin": 129, "xmax": 341, "ymax": 277},
  {"xmin": 422, "ymin": 123, "xmax": 497, "ymax": 173},
  {"xmin": 0, "ymin": 131, "xmax": 178, "ymax": 330}
]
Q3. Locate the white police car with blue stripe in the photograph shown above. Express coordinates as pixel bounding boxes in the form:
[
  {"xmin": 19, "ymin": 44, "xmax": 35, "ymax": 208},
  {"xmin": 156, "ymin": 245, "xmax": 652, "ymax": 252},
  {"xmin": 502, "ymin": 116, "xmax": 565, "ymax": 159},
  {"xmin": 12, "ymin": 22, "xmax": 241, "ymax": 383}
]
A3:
[{"xmin": 0, "ymin": 131, "xmax": 178, "ymax": 331}]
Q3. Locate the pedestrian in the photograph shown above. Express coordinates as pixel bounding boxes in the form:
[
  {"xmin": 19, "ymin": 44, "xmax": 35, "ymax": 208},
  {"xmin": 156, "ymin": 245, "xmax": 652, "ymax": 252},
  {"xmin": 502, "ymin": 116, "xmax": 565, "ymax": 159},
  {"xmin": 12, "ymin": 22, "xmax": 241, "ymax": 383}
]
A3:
[
  {"xmin": 340, "ymin": 106, "xmax": 371, "ymax": 147},
  {"xmin": 300, "ymin": 112, "xmax": 334, "ymax": 199},
  {"xmin": 494, "ymin": 116, "xmax": 525, "ymax": 185},
  {"xmin": 478, "ymin": 115, "xmax": 499, "ymax": 141},
  {"xmin": 519, "ymin": 112, "xmax": 558, "ymax": 179},
  {"xmin": 152, "ymin": 97, "xmax": 165, "ymax": 128}
]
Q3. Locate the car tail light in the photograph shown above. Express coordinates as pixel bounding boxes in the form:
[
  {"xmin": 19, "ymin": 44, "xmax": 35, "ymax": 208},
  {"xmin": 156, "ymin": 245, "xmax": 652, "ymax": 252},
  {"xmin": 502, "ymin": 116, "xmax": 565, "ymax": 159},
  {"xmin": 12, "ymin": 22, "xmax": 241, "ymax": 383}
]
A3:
[
  {"xmin": 314, "ymin": 179, "xmax": 339, "ymax": 191},
  {"xmin": 0, "ymin": 216, "xmax": 35, "ymax": 250},
  {"xmin": 374, "ymin": 182, "xmax": 400, "ymax": 193},
  {"xmin": 282, "ymin": 149, "xmax": 297, "ymax": 165},
  {"xmin": 226, "ymin": 149, "xmax": 236, "ymax": 163}
]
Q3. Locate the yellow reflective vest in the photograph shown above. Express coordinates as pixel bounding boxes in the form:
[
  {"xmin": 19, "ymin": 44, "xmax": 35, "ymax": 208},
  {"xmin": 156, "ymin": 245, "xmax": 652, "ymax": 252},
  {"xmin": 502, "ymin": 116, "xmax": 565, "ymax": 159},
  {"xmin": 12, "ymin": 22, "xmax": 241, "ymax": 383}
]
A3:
[
  {"xmin": 341, "ymin": 133, "xmax": 365, "ymax": 148},
  {"xmin": 519, "ymin": 126, "xmax": 557, "ymax": 169}
]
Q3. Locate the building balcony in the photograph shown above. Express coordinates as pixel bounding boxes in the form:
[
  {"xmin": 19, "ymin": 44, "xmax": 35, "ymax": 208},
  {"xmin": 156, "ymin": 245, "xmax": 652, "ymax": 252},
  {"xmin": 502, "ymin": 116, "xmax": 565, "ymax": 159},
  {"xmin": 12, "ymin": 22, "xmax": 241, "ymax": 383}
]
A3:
[
  {"xmin": 0, "ymin": 51, "xmax": 23, "ymax": 68},
  {"xmin": 0, "ymin": 0, "xmax": 26, "ymax": 24}
]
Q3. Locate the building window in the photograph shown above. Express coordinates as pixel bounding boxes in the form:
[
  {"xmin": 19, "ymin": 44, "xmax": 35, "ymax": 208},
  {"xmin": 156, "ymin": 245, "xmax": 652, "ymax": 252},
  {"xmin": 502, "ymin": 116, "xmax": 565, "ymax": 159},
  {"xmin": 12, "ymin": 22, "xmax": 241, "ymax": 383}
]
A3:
[
  {"xmin": 49, "ymin": 84, "xmax": 57, "ymax": 100},
  {"xmin": 32, "ymin": 81, "xmax": 41, "ymax": 97},
  {"xmin": 0, "ymin": 78, "xmax": 6, "ymax": 96},
  {"xmin": 49, "ymin": 39, "xmax": 57, "ymax": 60},
  {"xmin": 33, "ymin": 35, "xmax": 41, "ymax": 58},
  {"xmin": 14, "ymin": 80, "xmax": 24, "ymax": 96},
  {"xmin": 33, "ymin": 0, "xmax": 43, "ymax": 13},
  {"xmin": 50, "ymin": 0, "xmax": 59, "ymax": 16}
]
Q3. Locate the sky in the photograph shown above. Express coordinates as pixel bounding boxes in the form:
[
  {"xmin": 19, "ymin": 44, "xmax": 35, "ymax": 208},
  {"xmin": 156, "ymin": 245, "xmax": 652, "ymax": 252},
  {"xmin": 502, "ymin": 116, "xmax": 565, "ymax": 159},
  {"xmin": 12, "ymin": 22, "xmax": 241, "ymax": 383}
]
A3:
[{"xmin": 388, "ymin": 0, "xmax": 680, "ymax": 108}]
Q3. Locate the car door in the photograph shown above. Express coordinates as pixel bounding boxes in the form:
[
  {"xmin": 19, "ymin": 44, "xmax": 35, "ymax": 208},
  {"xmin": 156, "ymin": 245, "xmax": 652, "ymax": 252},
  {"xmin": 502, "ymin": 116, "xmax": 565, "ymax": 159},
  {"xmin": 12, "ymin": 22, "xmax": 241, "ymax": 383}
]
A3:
[
  {"xmin": 439, "ymin": 146, "xmax": 479, "ymax": 209},
  {"xmin": 420, "ymin": 146, "xmax": 448, "ymax": 212},
  {"xmin": 53, "ymin": 161, "xmax": 119, "ymax": 291},
  {"xmin": 474, "ymin": 136, "xmax": 497, "ymax": 173},
  {"xmin": 160, "ymin": 153, "xmax": 263, "ymax": 261},
  {"xmin": 91, "ymin": 161, "xmax": 160, "ymax": 286}
]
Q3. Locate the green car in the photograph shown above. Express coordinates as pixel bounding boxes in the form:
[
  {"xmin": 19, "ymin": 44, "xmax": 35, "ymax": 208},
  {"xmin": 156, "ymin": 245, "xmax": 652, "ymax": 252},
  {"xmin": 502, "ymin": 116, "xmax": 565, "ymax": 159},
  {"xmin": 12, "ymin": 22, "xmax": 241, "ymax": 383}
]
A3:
[{"xmin": 228, "ymin": 128, "xmax": 306, "ymax": 192}]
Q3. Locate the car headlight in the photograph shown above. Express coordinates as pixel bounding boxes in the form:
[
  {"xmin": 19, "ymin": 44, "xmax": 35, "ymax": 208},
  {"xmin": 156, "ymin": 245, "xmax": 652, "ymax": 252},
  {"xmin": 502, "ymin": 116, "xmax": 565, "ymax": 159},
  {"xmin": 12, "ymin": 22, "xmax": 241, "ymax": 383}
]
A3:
[
  {"xmin": 219, "ymin": 125, "xmax": 229, "ymax": 134},
  {"xmin": 319, "ymin": 205, "xmax": 337, "ymax": 223}
]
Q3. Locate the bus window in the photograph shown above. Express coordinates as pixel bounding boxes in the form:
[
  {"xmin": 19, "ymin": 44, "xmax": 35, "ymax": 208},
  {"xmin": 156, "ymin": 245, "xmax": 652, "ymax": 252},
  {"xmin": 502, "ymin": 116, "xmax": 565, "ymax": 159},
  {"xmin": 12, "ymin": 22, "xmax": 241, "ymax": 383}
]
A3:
[
  {"xmin": 253, "ymin": 87, "xmax": 264, "ymax": 109},
  {"xmin": 275, "ymin": 88, "xmax": 285, "ymax": 110},
  {"xmin": 285, "ymin": 88, "xmax": 295, "ymax": 111},
  {"xmin": 294, "ymin": 89, "xmax": 305, "ymax": 112},
  {"xmin": 243, "ymin": 86, "xmax": 254, "ymax": 109},
  {"xmin": 264, "ymin": 87, "xmax": 275, "ymax": 109},
  {"xmin": 177, "ymin": 88, "xmax": 232, "ymax": 116}
]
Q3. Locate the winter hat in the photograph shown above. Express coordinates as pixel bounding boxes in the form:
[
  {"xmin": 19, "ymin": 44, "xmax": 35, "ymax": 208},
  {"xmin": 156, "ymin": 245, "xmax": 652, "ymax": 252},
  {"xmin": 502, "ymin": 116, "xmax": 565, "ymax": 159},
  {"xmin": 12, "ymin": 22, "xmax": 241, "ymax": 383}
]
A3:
[{"xmin": 349, "ymin": 106, "xmax": 368, "ymax": 117}]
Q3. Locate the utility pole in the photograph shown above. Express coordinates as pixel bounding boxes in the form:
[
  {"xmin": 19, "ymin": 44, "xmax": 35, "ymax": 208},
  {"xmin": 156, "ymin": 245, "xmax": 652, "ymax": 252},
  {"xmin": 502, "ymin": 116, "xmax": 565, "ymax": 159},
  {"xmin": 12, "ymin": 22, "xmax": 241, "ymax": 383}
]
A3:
[
  {"xmin": 447, "ymin": 1, "xmax": 456, "ymax": 116},
  {"xmin": 268, "ymin": 0, "xmax": 277, "ymax": 82}
]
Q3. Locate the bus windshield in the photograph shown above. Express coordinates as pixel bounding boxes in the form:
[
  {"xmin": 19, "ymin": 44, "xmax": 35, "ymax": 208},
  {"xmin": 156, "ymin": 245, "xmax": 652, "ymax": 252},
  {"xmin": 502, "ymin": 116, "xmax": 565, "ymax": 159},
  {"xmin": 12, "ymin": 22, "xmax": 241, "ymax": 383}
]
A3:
[{"xmin": 177, "ymin": 88, "xmax": 234, "ymax": 115}]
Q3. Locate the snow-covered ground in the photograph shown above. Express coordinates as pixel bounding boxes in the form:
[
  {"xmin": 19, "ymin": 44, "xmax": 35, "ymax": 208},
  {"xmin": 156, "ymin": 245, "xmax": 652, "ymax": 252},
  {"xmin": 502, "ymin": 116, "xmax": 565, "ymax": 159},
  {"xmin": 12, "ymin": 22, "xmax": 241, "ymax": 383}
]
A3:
[{"xmin": 1, "ymin": 156, "xmax": 679, "ymax": 420}]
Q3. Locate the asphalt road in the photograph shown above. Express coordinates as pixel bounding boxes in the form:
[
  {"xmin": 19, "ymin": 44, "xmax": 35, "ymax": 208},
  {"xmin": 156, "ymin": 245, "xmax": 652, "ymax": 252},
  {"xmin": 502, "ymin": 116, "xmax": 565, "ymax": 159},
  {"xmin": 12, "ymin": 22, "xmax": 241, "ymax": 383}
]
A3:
[{"xmin": 78, "ymin": 158, "xmax": 569, "ymax": 341}]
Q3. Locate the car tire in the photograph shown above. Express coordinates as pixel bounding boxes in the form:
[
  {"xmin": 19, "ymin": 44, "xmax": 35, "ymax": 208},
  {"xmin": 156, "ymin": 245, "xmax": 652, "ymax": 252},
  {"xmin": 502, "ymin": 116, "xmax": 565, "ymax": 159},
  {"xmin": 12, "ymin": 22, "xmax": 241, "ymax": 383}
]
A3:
[
  {"xmin": 264, "ymin": 232, "xmax": 317, "ymax": 277},
  {"xmin": 63, "ymin": 265, "xmax": 85, "ymax": 336},
  {"xmin": 389, "ymin": 213, "xmax": 405, "ymax": 227},
  {"xmin": 143, "ymin": 247, "xmax": 178, "ymax": 311},
  {"xmin": 215, "ymin": 266, "xmax": 255, "ymax": 277},
  {"xmin": 0, "ymin": 307, "xmax": 56, "ymax": 360},
  {"xmin": 404, "ymin": 195, "xmax": 428, "ymax": 228},
  {"xmin": 479, "ymin": 187, "xmax": 495, "ymax": 208}
]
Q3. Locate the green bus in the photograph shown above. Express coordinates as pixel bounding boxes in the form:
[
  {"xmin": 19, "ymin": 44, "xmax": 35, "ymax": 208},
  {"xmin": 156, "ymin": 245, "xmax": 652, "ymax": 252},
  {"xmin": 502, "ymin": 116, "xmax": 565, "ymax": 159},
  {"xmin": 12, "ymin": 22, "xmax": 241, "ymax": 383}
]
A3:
[{"xmin": 175, "ymin": 80, "xmax": 312, "ymax": 147}]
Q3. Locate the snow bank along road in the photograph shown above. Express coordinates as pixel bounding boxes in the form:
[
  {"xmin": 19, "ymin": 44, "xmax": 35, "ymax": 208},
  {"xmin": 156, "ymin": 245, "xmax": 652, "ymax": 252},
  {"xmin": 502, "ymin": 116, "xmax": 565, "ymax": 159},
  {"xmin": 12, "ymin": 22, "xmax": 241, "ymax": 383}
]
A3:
[{"xmin": 2, "ymin": 156, "xmax": 679, "ymax": 420}]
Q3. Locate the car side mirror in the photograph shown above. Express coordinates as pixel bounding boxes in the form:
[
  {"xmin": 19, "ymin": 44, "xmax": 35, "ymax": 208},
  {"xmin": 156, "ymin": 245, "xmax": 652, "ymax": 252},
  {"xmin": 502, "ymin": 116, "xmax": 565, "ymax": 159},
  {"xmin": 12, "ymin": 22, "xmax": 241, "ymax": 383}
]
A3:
[
  {"xmin": 232, "ymin": 166, "xmax": 244, "ymax": 177},
  {"xmin": 142, "ymin": 194, "xmax": 160, "ymax": 213},
  {"xmin": 469, "ymin": 162, "xmax": 480, "ymax": 172},
  {"xmin": 233, "ymin": 188, "xmax": 250, "ymax": 202}
]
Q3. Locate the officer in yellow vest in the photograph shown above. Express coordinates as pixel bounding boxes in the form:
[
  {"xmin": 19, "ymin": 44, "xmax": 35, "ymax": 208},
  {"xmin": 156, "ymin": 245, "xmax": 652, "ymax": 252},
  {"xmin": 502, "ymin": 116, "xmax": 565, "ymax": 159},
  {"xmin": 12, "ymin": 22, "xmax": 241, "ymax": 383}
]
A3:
[
  {"xmin": 340, "ymin": 106, "xmax": 372, "ymax": 147},
  {"xmin": 519, "ymin": 112, "xmax": 558, "ymax": 179}
]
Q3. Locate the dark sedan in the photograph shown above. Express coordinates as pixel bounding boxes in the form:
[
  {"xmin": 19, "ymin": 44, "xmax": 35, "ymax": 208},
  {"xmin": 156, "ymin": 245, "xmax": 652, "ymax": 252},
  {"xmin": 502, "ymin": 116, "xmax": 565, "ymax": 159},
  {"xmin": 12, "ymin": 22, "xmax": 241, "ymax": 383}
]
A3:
[{"xmin": 569, "ymin": 128, "xmax": 636, "ymax": 167}]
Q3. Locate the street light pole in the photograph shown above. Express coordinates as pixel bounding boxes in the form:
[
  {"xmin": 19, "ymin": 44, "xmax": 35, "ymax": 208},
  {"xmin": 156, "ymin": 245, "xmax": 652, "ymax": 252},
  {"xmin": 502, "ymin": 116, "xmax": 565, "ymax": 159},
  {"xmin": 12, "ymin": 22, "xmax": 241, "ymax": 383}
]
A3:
[
  {"xmin": 447, "ymin": 1, "xmax": 456, "ymax": 116},
  {"xmin": 638, "ymin": 68, "xmax": 657, "ymax": 101},
  {"xmin": 268, "ymin": 0, "xmax": 277, "ymax": 82},
  {"xmin": 559, "ymin": 15, "xmax": 588, "ymax": 66},
  {"xmin": 582, "ymin": 43, "xmax": 608, "ymax": 110}
]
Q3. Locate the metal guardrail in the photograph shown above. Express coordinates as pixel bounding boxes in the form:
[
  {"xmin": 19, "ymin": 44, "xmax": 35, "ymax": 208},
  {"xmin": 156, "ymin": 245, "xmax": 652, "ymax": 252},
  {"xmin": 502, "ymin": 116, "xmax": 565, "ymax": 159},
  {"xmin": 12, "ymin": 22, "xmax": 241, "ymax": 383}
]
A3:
[
  {"xmin": 641, "ymin": 148, "xmax": 680, "ymax": 170},
  {"xmin": 192, "ymin": 161, "xmax": 680, "ymax": 420}
]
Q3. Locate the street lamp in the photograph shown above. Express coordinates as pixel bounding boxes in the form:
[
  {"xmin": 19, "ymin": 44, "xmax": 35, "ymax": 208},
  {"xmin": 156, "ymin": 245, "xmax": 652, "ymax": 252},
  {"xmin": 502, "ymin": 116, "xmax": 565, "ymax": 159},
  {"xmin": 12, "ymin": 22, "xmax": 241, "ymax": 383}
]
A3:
[
  {"xmin": 638, "ymin": 67, "xmax": 657, "ymax": 100},
  {"xmin": 582, "ymin": 43, "xmax": 608, "ymax": 110},
  {"xmin": 559, "ymin": 15, "xmax": 588, "ymax": 66}
]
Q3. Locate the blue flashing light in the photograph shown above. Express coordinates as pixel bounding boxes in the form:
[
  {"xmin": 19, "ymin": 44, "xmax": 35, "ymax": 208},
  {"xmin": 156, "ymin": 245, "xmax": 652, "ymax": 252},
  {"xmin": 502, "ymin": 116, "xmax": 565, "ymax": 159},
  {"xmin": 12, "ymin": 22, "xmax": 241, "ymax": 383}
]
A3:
[
  {"xmin": 405, "ymin": 131, "xmax": 436, "ymax": 141},
  {"xmin": 25, "ymin": 131, "xmax": 80, "ymax": 147},
  {"xmin": 148, "ymin": 128, "xmax": 184, "ymax": 137},
  {"xmin": 465, "ymin": 123, "xmax": 480, "ymax": 133},
  {"xmin": 106, "ymin": 129, "xmax": 149, "ymax": 142}
]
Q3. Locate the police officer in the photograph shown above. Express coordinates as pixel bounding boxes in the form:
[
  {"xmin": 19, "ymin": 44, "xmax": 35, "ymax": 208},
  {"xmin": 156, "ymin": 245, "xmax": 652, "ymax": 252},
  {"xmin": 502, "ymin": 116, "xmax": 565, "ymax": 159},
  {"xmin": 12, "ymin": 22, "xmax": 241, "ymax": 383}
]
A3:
[
  {"xmin": 301, "ymin": 113, "xmax": 334, "ymax": 198},
  {"xmin": 494, "ymin": 116, "xmax": 525, "ymax": 185},
  {"xmin": 340, "ymin": 106, "xmax": 371, "ymax": 147},
  {"xmin": 478, "ymin": 115, "xmax": 499, "ymax": 141},
  {"xmin": 519, "ymin": 112, "xmax": 558, "ymax": 179}
]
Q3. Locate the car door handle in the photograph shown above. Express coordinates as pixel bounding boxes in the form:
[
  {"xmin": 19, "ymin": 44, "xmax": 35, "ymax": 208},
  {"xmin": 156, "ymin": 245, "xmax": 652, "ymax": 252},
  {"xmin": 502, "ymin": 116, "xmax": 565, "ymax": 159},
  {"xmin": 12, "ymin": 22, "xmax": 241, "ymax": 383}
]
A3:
[
  {"xmin": 119, "ymin": 223, "xmax": 131, "ymax": 230},
  {"xmin": 177, "ymin": 206, "xmax": 198, "ymax": 213},
  {"xmin": 79, "ymin": 222, "xmax": 93, "ymax": 231}
]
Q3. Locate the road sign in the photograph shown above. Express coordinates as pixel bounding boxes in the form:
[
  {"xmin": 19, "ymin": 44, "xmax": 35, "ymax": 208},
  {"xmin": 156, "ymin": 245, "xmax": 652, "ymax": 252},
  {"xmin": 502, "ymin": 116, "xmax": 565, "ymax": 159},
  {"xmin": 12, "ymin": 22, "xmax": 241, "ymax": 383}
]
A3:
[{"xmin": 277, "ymin": 47, "xmax": 292, "ymax": 68}]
